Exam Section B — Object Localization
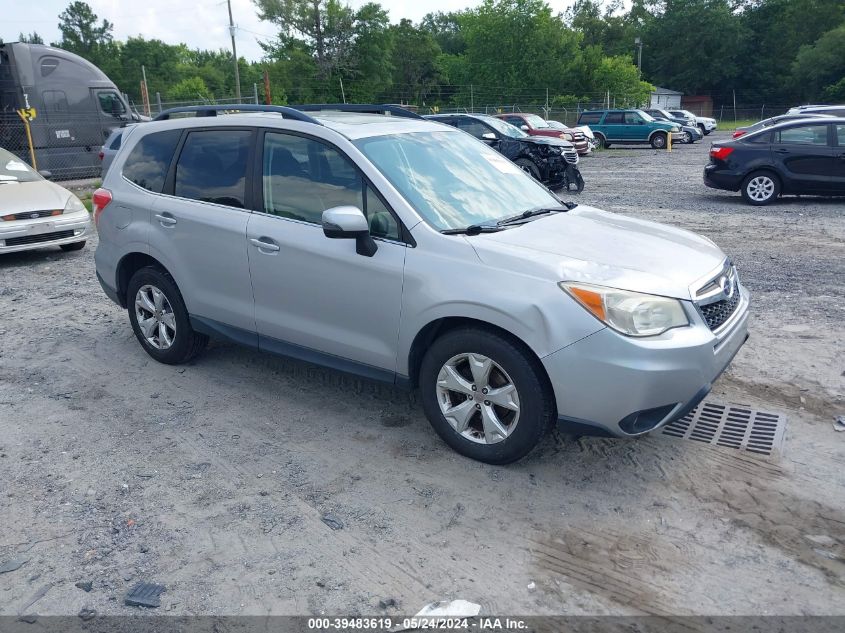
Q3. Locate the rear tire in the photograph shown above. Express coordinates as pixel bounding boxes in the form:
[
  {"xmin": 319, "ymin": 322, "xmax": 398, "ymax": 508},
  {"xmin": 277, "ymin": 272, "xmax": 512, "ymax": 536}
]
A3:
[
  {"xmin": 60, "ymin": 241, "xmax": 86, "ymax": 252},
  {"xmin": 741, "ymin": 170, "xmax": 780, "ymax": 206},
  {"xmin": 419, "ymin": 328, "xmax": 555, "ymax": 464},
  {"xmin": 127, "ymin": 266, "xmax": 208, "ymax": 365},
  {"xmin": 650, "ymin": 132, "xmax": 667, "ymax": 149}
]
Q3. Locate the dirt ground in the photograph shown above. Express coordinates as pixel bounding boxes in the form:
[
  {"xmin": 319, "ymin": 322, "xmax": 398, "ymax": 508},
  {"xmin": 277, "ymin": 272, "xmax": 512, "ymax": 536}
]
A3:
[{"xmin": 1, "ymin": 132, "xmax": 843, "ymax": 617}]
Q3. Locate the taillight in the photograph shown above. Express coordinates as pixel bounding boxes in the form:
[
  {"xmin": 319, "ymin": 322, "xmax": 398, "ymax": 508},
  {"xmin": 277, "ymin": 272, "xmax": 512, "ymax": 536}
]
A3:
[
  {"xmin": 710, "ymin": 146, "xmax": 734, "ymax": 161},
  {"xmin": 732, "ymin": 130, "xmax": 746, "ymax": 139},
  {"xmin": 98, "ymin": 150, "xmax": 104, "ymax": 160},
  {"xmin": 92, "ymin": 188, "xmax": 112, "ymax": 226}
]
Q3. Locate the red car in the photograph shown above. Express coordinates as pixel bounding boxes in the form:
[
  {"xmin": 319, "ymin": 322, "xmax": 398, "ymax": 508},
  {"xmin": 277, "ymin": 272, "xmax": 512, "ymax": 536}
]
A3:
[{"xmin": 495, "ymin": 113, "xmax": 590, "ymax": 155}]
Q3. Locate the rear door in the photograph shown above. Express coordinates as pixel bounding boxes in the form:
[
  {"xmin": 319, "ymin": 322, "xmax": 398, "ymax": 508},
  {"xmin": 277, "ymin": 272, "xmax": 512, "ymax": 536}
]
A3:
[
  {"xmin": 602, "ymin": 111, "xmax": 625, "ymax": 140},
  {"xmin": 150, "ymin": 127, "xmax": 257, "ymax": 335},
  {"xmin": 246, "ymin": 130, "xmax": 406, "ymax": 376},
  {"xmin": 772, "ymin": 123, "xmax": 834, "ymax": 194}
]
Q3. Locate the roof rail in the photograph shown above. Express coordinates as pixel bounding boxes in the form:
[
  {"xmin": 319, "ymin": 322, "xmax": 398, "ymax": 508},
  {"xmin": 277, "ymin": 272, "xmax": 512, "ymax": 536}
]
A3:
[
  {"xmin": 153, "ymin": 104, "xmax": 321, "ymax": 124},
  {"xmin": 290, "ymin": 104, "xmax": 423, "ymax": 120}
]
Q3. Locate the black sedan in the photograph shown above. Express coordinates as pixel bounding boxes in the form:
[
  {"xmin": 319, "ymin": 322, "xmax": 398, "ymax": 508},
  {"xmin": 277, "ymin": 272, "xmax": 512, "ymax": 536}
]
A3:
[
  {"xmin": 426, "ymin": 113, "xmax": 584, "ymax": 192},
  {"xmin": 704, "ymin": 118, "xmax": 845, "ymax": 205}
]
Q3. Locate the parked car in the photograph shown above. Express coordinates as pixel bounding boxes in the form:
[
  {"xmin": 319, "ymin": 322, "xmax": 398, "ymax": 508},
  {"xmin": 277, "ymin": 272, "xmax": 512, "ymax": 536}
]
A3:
[
  {"xmin": 0, "ymin": 146, "xmax": 92, "ymax": 253},
  {"xmin": 576, "ymin": 109, "xmax": 682, "ymax": 149},
  {"xmin": 94, "ymin": 103, "xmax": 749, "ymax": 464},
  {"xmin": 99, "ymin": 125, "xmax": 135, "ymax": 177},
  {"xmin": 644, "ymin": 108, "xmax": 702, "ymax": 144},
  {"xmin": 546, "ymin": 120, "xmax": 592, "ymax": 154},
  {"xmin": 669, "ymin": 110, "xmax": 717, "ymax": 135},
  {"xmin": 787, "ymin": 104, "xmax": 845, "ymax": 117},
  {"xmin": 427, "ymin": 113, "xmax": 584, "ymax": 192},
  {"xmin": 495, "ymin": 113, "xmax": 590, "ymax": 155},
  {"xmin": 733, "ymin": 113, "xmax": 833, "ymax": 139},
  {"xmin": 643, "ymin": 108, "xmax": 704, "ymax": 144},
  {"xmin": 704, "ymin": 117, "xmax": 845, "ymax": 205}
]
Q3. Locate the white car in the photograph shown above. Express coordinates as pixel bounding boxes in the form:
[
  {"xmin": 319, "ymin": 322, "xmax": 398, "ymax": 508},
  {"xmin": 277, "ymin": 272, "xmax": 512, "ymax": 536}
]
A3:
[
  {"xmin": 0, "ymin": 147, "xmax": 92, "ymax": 254},
  {"xmin": 669, "ymin": 110, "xmax": 717, "ymax": 135}
]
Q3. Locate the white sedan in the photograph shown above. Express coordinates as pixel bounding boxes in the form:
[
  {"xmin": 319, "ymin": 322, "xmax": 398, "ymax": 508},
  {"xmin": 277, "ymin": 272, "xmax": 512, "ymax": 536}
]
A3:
[{"xmin": 0, "ymin": 147, "xmax": 92, "ymax": 254}]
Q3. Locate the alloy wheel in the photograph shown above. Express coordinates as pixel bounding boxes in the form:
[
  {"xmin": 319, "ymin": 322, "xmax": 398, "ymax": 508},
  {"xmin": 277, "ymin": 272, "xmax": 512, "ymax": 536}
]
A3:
[
  {"xmin": 435, "ymin": 353, "xmax": 521, "ymax": 444},
  {"xmin": 135, "ymin": 284, "xmax": 177, "ymax": 350},
  {"xmin": 746, "ymin": 176, "xmax": 775, "ymax": 202}
]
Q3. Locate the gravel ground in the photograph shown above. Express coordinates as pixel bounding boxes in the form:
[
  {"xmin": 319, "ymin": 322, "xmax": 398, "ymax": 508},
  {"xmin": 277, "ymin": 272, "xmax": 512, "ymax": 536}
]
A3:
[{"xmin": 1, "ymin": 132, "xmax": 843, "ymax": 618}]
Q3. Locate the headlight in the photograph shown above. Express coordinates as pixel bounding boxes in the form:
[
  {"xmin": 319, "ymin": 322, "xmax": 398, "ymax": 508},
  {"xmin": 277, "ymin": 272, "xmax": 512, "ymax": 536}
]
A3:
[
  {"xmin": 64, "ymin": 195, "xmax": 86, "ymax": 214},
  {"xmin": 559, "ymin": 282, "xmax": 688, "ymax": 337},
  {"xmin": 671, "ymin": 126, "xmax": 680, "ymax": 132}
]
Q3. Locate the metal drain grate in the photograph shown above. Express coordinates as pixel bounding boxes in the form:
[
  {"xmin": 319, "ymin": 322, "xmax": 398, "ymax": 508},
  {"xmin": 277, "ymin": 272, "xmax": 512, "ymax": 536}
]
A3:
[{"xmin": 662, "ymin": 400, "xmax": 786, "ymax": 457}]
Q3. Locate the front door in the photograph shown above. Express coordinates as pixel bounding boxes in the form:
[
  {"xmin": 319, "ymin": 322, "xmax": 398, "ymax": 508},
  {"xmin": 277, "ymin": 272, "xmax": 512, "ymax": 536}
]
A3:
[{"xmin": 246, "ymin": 130, "xmax": 406, "ymax": 378}]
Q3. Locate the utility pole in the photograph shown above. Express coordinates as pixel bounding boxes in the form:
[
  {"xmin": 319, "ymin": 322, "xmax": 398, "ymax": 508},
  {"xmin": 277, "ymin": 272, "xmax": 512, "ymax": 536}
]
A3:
[
  {"xmin": 634, "ymin": 37, "xmax": 643, "ymax": 75},
  {"xmin": 227, "ymin": 0, "xmax": 242, "ymax": 101}
]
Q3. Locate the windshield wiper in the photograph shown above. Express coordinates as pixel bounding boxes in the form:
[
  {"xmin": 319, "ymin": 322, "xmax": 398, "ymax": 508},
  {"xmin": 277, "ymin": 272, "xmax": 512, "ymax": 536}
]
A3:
[
  {"xmin": 496, "ymin": 206, "xmax": 570, "ymax": 227},
  {"xmin": 441, "ymin": 224, "xmax": 505, "ymax": 236}
]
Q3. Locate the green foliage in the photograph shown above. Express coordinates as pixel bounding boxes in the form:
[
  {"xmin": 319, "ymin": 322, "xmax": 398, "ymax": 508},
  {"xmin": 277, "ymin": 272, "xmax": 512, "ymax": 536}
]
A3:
[
  {"xmin": 168, "ymin": 77, "xmax": 213, "ymax": 102},
  {"xmin": 592, "ymin": 55, "xmax": 653, "ymax": 105},
  {"xmin": 18, "ymin": 32, "xmax": 45, "ymax": 44},
  {"xmin": 791, "ymin": 24, "xmax": 845, "ymax": 100}
]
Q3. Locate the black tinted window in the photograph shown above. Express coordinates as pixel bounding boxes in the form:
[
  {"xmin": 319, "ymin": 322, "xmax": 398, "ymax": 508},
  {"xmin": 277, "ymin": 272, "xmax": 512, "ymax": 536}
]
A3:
[
  {"xmin": 744, "ymin": 131, "xmax": 772, "ymax": 144},
  {"xmin": 454, "ymin": 118, "xmax": 492, "ymax": 138},
  {"xmin": 604, "ymin": 112, "xmax": 624, "ymax": 124},
  {"xmin": 175, "ymin": 130, "xmax": 252, "ymax": 208},
  {"xmin": 578, "ymin": 112, "xmax": 602, "ymax": 125},
  {"xmin": 123, "ymin": 129, "xmax": 181, "ymax": 193}
]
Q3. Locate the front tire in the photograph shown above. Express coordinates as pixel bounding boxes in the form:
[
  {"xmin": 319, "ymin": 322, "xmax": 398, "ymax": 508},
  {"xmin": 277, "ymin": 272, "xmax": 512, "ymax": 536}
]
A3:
[
  {"xmin": 650, "ymin": 133, "xmax": 667, "ymax": 149},
  {"xmin": 682, "ymin": 131, "xmax": 693, "ymax": 144},
  {"xmin": 126, "ymin": 266, "xmax": 208, "ymax": 364},
  {"xmin": 60, "ymin": 241, "xmax": 86, "ymax": 252},
  {"xmin": 419, "ymin": 328, "xmax": 555, "ymax": 464},
  {"xmin": 741, "ymin": 171, "xmax": 780, "ymax": 206},
  {"xmin": 515, "ymin": 158, "xmax": 541, "ymax": 181}
]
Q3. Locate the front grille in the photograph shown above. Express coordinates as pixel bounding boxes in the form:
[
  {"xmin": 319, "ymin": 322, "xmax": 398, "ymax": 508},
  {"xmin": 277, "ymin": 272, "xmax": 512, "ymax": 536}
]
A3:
[
  {"xmin": 3, "ymin": 210, "xmax": 59, "ymax": 221},
  {"xmin": 563, "ymin": 150, "xmax": 579, "ymax": 165},
  {"xmin": 4, "ymin": 230, "xmax": 74, "ymax": 247},
  {"xmin": 699, "ymin": 292, "xmax": 740, "ymax": 330}
]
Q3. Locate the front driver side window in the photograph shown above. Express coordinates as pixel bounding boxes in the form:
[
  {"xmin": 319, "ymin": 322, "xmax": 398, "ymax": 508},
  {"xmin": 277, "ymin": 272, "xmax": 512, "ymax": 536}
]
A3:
[{"xmin": 262, "ymin": 132, "xmax": 400, "ymax": 240}]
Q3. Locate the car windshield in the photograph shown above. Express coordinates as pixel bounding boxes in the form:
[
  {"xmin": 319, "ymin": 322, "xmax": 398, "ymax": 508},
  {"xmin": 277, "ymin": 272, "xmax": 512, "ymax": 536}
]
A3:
[
  {"xmin": 524, "ymin": 114, "xmax": 550, "ymax": 128},
  {"xmin": 483, "ymin": 117, "xmax": 529, "ymax": 138},
  {"xmin": 0, "ymin": 149, "xmax": 41, "ymax": 183},
  {"xmin": 637, "ymin": 110, "xmax": 656, "ymax": 122},
  {"xmin": 546, "ymin": 120, "xmax": 566, "ymax": 130},
  {"xmin": 355, "ymin": 131, "xmax": 562, "ymax": 231}
]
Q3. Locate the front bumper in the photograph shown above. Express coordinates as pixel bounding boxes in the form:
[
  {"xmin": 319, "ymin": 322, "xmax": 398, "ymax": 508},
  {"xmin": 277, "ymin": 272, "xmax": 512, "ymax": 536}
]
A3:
[
  {"xmin": 542, "ymin": 288, "xmax": 750, "ymax": 437},
  {"xmin": 0, "ymin": 211, "xmax": 92, "ymax": 254}
]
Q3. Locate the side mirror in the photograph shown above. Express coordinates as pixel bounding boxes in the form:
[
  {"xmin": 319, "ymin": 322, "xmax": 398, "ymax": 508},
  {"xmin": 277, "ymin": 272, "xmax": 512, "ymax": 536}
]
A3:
[
  {"xmin": 322, "ymin": 206, "xmax": 377, "ymax": 257},
  {"xmin": 520, "ymin": 125, "xmax": 529, "ymax": 131},
  {"xmin": 481, "ymin": 132, "xmax": 498, "ymax": 143},
  {"xmin": 38, "ymin": 170, "xmax": 53, "ymax": 180}
]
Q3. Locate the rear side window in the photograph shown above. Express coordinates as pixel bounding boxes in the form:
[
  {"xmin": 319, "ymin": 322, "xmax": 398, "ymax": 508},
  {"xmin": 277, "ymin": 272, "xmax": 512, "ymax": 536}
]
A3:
[
  {"xmin": 744, "ymin": 131, "xmax": 772, "ymax": 144},
  {"xmin": 108, "ymin": 132, "xmax": 123, "ymax": 150},
  {"xmin": 122, "ymin": 129, "xmax": 181, "ymax": 193},
  {"xmin": 604, "ymin": 112, "xmax": 624, "ymax": 124},
  {"xmin": 578, "ymin": 112, "xmax": 602, "ymax": 125},
  {"xmin": 776, "ymin": 125, "xmax": 829, "ymax": 145},
  {"xmin": 174, "ymin": 129, "xmax": 252, "ymax": 208}
]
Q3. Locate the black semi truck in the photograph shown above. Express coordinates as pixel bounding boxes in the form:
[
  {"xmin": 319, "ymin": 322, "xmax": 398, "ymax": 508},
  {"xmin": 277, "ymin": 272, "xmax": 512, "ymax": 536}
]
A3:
[{"xmin": 0, "ymin": 42, "xmax": 144, "ymax": 179}]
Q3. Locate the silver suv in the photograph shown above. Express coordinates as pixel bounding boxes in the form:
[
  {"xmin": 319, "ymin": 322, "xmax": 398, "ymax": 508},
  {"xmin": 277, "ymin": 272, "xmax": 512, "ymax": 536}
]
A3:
[{"xmin": 94, "ymin": 104, "xmax": 749, "ymax": 464}]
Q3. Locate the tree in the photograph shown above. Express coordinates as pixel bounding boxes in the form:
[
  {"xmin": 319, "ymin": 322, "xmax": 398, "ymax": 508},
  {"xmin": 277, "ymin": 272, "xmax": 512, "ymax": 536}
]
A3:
[
  {"xmin": 591, "ymin": 55, "xmax": 653, "ymax": 106},
  {"xmin": 56, "ymin": 1, "xmax": 113, "ymax": 58},
  {"xmin": 18, "ymin": 32, "xmax": 45, "ymax": 44},
  {"xmin": 791, "ymin": 24, "xmax": 845, "ymax": 100},
  {"xmin": 168, "ymin": 77, "xmax": 213, "ymax": 102},
  {"xmin": 389, "ymin": 20, "xmax": 443, "ymax": 104},
  {"xmin": 344, "ymin": 3, "xmax": 394, "ymax": 102}
]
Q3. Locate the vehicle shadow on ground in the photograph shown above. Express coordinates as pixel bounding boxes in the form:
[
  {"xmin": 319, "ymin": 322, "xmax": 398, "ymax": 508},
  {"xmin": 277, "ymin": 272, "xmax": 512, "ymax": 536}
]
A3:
[
  {"xmin": 699, "ymin": 192, "xmax": 845, "ymax": 208},
  {"xmin": 0, "ymin": 245, "xmax": 84, "ymax": 269}
]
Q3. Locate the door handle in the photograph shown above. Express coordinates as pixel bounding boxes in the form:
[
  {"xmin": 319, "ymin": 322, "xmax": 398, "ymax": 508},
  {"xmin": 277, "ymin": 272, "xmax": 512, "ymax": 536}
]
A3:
[
  {"xmin": 155, "ymin": 213, "xmax": 177, "ymax": 227},
  {"xmin": 774, "ymin": 148, "xmax": 789, "ymax": 154},
  {"xmin": 250, "ymin": 238, "xmax": 280, "ymax": 252}
]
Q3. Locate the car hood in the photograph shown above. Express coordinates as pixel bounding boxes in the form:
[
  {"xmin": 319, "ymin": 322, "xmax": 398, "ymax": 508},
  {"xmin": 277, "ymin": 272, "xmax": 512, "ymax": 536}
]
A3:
[
  {"xmin": 0, "ymin": 180, "xmax": 71, "ymax": 214},
  {"xmin": 469, "ymin": 205, "xmax": 726, "ymax": 300},
  {"xmin": 521, "ymin": 135, "xmax": 575, "ymax": 150}
]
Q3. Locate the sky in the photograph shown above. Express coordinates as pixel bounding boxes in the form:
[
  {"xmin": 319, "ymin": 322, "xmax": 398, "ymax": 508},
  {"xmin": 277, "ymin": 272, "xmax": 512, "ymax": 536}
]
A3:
[{"xmin": 1, "ymin": 0, "xmax": 578, "ymax": 62}]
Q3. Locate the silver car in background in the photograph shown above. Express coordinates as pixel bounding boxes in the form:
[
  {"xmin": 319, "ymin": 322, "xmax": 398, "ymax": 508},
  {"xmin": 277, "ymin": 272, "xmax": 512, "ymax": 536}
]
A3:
[
  {"xmin": 0, "ymin": 147, "xmax": 92, "ymax": 254},
  {"xmin": 94, "ymin": 105, "xmax": 749, "ymax": 464}
]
